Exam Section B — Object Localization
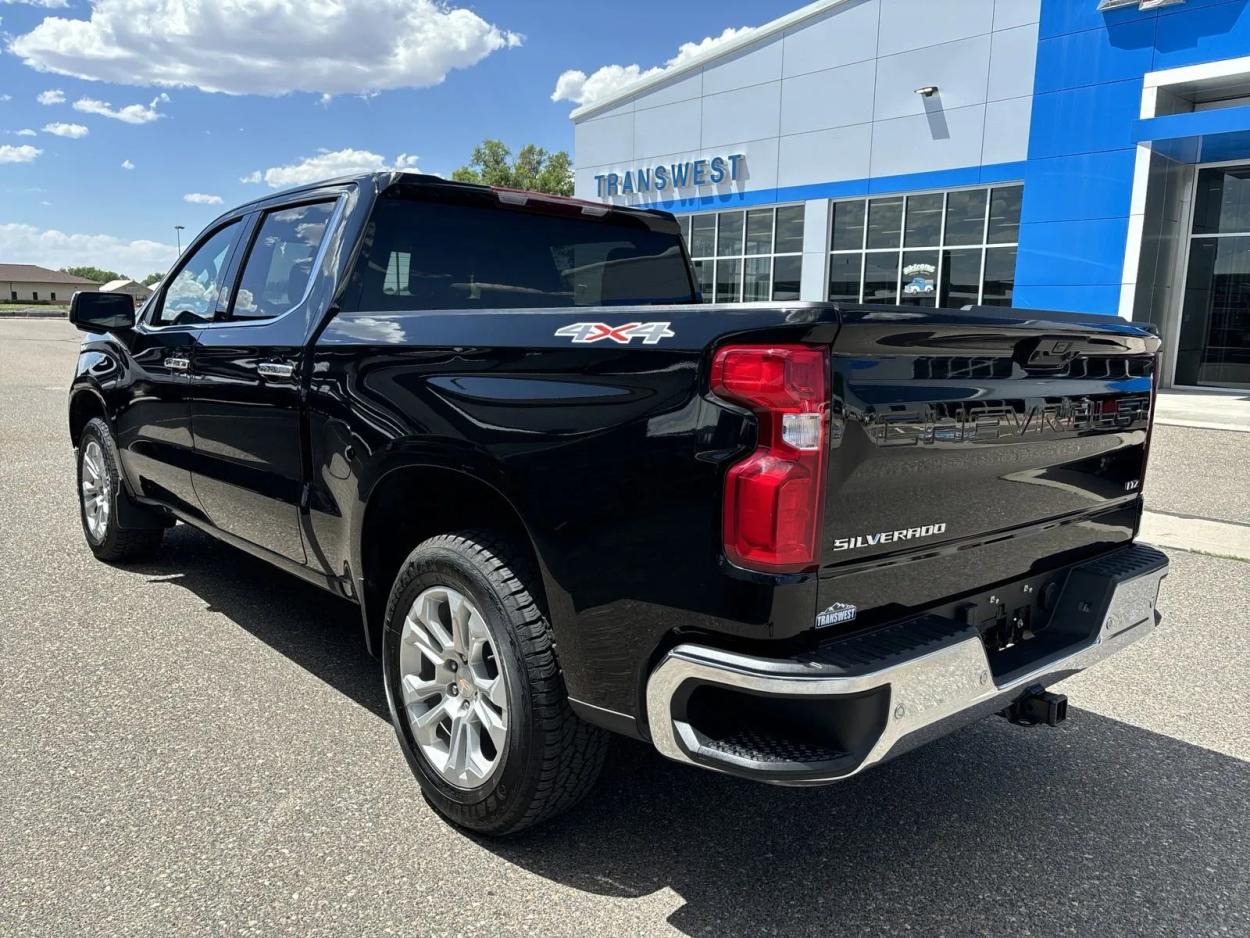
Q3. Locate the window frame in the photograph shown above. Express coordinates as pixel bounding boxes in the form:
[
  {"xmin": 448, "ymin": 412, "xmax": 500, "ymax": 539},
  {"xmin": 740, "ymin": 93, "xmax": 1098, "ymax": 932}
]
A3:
[
  {"xmin": 827, "ymin": 183, "xmax": 1022, "ymax": 308},
  {"xmin": 681, "ymin": 203, "xmax": 806, "ymax": 303},
  {"xmin": 221, "ymin": 197, "xmax": 342, "ymax": 325}
]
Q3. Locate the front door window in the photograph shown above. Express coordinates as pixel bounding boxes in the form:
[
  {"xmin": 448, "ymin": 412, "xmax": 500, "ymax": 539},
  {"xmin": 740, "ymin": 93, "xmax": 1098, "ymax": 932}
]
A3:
[
  {"xmin": 154, "ymin": 220, "xmax": 241, "ymax": 327},
  {"xmin": 1177, "ymin": 166, "xmax": 1250, "ymax": 389}
]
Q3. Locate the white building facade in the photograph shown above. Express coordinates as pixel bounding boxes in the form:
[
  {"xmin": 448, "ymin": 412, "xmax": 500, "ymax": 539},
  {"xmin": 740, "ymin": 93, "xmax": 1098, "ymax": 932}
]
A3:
[{"xmin": 571, "ymin": 0, "xmax": 1250, "ymax": 390}]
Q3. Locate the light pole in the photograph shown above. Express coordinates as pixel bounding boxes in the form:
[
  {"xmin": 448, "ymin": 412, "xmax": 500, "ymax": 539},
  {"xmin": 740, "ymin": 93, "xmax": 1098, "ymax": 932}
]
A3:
[{"xmin": 174, "ymin": 225, "xmax": 185, "ymax": 254}]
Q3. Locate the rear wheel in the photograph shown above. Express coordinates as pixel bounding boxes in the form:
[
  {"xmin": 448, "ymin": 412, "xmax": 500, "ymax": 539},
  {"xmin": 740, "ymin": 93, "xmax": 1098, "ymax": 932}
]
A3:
[
  {"xmin": 383, "ymin": 530, "xmax": 608, "ymax": 835},
  {"xmin": 77, "ymin": 418, "xmax": 163, "ymax": 562}
]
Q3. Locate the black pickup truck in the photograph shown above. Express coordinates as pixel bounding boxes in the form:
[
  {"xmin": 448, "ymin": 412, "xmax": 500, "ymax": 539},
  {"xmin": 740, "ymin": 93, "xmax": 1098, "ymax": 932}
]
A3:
[{"xmin": 67, "ymin": 172, "xmax": 1168, "ymax": 835}]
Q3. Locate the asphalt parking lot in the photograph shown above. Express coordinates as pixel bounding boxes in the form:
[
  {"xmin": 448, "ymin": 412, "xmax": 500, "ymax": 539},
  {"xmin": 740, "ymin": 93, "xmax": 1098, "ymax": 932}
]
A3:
[{"xmin": 2, "ymin": 319, "xmax": 1248, "ymax": 937}]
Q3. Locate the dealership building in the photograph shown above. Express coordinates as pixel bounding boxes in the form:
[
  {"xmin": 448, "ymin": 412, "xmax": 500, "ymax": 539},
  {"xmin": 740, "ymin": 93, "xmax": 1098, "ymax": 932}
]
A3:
[{"xmin": 571, "ymin": 0, "xmax": 1250, "ymax": 390}]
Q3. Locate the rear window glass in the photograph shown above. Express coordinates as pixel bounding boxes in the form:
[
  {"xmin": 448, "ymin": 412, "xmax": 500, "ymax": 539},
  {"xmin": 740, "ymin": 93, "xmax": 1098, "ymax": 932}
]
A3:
[{"xmin": 342, "ymin": 192, "xmax": 696, "ymax": 311}]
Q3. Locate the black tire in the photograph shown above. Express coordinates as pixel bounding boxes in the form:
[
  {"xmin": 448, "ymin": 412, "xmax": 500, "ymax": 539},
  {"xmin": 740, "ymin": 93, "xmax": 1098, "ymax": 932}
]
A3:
[
  {"xmin": 76, "ymin": 417, "xmax": 164, "ymax": 562},
  {"xmin": 382, "ymin": 530, "xmax": 608, "ymax": 835}
]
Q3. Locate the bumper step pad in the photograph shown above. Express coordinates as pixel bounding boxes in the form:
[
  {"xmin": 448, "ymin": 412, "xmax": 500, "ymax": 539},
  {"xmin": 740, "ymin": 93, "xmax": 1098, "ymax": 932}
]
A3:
[{"xmin": 646, "ymin": 543, "xmax": 1169, "ymax": 784}]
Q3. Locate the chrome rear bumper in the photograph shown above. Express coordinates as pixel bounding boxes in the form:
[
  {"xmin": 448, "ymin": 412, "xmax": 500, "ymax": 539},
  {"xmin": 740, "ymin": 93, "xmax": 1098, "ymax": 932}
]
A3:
[{"xmin": 645, "ymin": 543, "xmax": 1168, "ymax": 784}]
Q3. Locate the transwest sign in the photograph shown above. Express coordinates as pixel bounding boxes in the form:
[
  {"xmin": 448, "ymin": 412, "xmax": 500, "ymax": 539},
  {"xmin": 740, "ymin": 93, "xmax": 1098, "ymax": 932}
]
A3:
[{"xmin": 593, "ymin": 153, "xmax": 745, "ymax": 198}]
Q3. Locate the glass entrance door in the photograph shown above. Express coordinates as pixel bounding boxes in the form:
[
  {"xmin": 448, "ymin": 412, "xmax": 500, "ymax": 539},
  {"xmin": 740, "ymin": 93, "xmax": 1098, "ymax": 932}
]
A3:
[{"xmin": 1177, "ymin": 166, "xmax": 1250, "ymax": 388}]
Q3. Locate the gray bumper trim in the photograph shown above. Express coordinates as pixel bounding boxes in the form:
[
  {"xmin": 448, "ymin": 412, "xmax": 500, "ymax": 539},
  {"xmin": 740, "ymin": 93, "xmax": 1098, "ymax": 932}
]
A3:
[{"xmin": 645, "ymin": 544, "xmax": 1168, "ymax": 784}]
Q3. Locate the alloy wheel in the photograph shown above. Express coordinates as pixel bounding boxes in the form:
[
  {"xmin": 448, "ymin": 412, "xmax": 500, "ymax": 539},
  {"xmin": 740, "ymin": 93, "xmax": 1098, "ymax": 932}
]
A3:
[
  {"xmin": 81, "ymin": 440, "xmax": 111, "ymax": 541},
  {"xmin": 398, "ymin": 586, "xmax": 509, "ymax": 789}
]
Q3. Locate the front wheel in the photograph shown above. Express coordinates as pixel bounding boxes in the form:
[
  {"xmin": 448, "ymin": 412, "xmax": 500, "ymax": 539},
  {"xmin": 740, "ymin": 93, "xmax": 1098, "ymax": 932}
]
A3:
[
  {"xmin": 382, "ymin": 530, "xmax": 608, "ymax": 835},
  {"xmin": 77, "ymin": 418, "xmax": 163, "ymax": 562}
]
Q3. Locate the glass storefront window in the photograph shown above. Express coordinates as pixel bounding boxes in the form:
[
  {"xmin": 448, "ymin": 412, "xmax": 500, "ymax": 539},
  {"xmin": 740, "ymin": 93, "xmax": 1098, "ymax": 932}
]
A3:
[
  {"xmin": 773, "ymin": 255, "xmax": 802, "ymax": 301},
  {"xmin": 775, "ymin": 205, "xmax": 806, "ymax": 254},
  {"xmin": 692, "ymin": 258, "xmax": 713, "ymax": 300},
  {"xmin": 1177, "ymin": 168, "xmax": 1250, "ymax": 389},
  {"xmin": 829, "ymin": 184, "xmax": 1021, "ymax": 308},
  {"xmin": 717, "ymin": 212, "xmax": 744, "ymax": 257},
  {"xmin": 828, "ymin": 253, "xmax": 862, "ymax": 303},
  {"xmin": 745, "ymin": 209, "xmax": 773, "ymax": 255},
  {"xmin": 715, "ymin": 258, "xmax": 742, "ymax": 303},
  {"xmin": 900, "ymin": 250, "xmax": 939, "ymax": 306},
  {"xmin": 987, "ymin": 186, "xmax": 1023, "ymax": 243},
  {"xmin": 1192, "ymin": 166, "xmax": 1250, "ymax": 235},
  {"xmin": 684, "ymin": 205, "xmax": 805, "ymax": 303},
  {"xmin": 864, "ymin": 253, "xmax": 900, "ymax": 304},
  {"xmin": 867, "ymin": 197, "xmax": 903, "ymax": 249},
  {"xmin": 981, "ymin": 247, "xmax": 1017, "ymax": 308},
  {"xmin": 831, "ymin": 200, "xmax": 866, "ymax": 251},
  {"xmin": 940, "ymin": 248, "xmax": 982, "ymax": 307},
  {"xmin": 690, "ymin": 215, "xmax": 716, "ymax": 258},
  {"xmin": 744, "ymin": 256, "xmax": 771, "ymax": 301},
  {"xmin": 904, "ymin": 193, "xmax": 944, "ymax": 247},
  {"xmin": 944, "ymin": 189, "xmax": 988, "ymax": 246}
]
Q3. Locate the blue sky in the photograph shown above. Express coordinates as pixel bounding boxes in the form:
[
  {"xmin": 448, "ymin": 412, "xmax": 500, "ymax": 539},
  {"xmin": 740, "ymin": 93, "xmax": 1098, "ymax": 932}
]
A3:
[{"xmin": 0, "ymin": 0, "xmax": 799, "ymax": 277}]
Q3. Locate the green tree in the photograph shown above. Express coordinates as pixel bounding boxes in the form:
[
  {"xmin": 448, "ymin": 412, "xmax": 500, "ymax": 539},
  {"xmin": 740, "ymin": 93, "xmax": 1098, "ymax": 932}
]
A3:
[
  {"xmin": 141, "ymin": 272, "xmax": 164, "ymax": 286},
  {"xmin": 452, "ymin": 140, "xmax": 574, "ymax": 196},
  {"xmin": 62, "ymin": 266, "xmax": 126, "ymax": 284}
]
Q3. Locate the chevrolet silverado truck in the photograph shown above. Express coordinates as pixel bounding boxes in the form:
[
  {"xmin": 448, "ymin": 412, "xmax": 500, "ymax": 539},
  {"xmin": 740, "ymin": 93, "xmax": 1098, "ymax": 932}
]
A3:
[{"xmin": 67, "ymin": 173, "xmax": 1168, "ymax": 835}]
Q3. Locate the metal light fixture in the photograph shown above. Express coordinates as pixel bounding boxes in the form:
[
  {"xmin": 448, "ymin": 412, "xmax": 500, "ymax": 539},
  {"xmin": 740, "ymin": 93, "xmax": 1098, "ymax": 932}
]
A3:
[{"xmin": 915, "ymin": 86, "xmax": 938, "ymax": 97}]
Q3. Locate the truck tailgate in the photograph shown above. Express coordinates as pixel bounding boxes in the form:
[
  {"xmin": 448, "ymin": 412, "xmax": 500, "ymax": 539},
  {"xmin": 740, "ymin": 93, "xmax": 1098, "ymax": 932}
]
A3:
[{"xmin": 818, "ymin": 306, "xmax": 1159, "ymax": 632}]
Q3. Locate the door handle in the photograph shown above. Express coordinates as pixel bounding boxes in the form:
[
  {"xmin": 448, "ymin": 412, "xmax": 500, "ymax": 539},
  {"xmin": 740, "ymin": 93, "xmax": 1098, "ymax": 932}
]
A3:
[
  {"xmin": 256, "ymin": 361, "xmax": 296, "ymax": 379},
  {"xmin": 164, "ymin": 356, "xmax": 190, "ymax": 371}
]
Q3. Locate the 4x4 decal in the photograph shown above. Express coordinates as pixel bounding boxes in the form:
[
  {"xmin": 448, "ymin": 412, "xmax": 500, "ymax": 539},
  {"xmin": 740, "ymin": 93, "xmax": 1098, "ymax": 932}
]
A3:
[{"xmin": 554, "ymin": 322, "xmax": 675, "ymax": 345}]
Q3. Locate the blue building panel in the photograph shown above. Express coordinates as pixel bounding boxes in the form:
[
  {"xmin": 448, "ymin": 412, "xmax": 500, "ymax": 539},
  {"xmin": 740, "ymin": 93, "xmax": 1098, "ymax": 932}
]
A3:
[
  {"xmin": 1027, "ymin": 81, "xmax": 1143, "ymax": 159},
  {"xmin": 1010, "ymin": 283, "xmax": 1125, "ymax": 313},
  {"xmin": 1037, "ymin": 0, "xmax": 1154, "ymax": 40},
  {"xmin": 1152, "ymin": 0, "xmax": 1250, "ymax": 70},
  {"xmin": 1020, "ymin": 150, "xmax": 1137, "ymax": 223},
  {"xmin": 1033, "ymin": 18, "xmax": 1158, "ymax": 93},
  {"xmin": 1015, "ymin": 217, "xmax": 1132, "ymax": 288}
]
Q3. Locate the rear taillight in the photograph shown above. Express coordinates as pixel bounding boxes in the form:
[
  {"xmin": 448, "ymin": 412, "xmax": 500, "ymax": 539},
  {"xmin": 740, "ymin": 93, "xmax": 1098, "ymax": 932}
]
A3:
[{"xmin": 711, "ymin": 344, "xmax": 829, "ymax": 574}]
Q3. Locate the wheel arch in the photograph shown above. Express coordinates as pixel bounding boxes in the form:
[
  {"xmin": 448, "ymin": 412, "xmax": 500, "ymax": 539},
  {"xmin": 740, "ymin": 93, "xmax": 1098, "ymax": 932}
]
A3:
[
  {"xmin": 355, "ymin": 463, "xmax": 553, "ymax": 658},
  {"xmin": 68, "ymin": 385, "xmax": 108, "ymax": 446}
]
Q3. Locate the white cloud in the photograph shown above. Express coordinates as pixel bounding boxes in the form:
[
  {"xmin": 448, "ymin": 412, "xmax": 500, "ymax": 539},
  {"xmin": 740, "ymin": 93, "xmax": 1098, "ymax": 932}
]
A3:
[
  {"xmin": 0, "ymin": 144, "xmax": 42, "ymax": 163},
  {"xmin": 242, "ymin": 147, "xmax": 421, "ymax": 188},
  {"xmin": 73, "ymin": 92, "xmax": 168, "ymax": 124},
  {"xmin": 10, "ymin": 0, "xmax": 522, "ymax": 96},
  {"xmin": 551, "ymin": 26, "xmax": 755, "ymax": 108},
  {"xmin": 0, "ymin": 95, "xmax": 11, "ymax": 102},
  {"xmin": 36, "ymin": 88, "xmax": 64, "ymax": 105},
  {"xmin": 0, "ymin": 222, "xmax": 176, "ymax": 274},
  {"xmin": 121, "ymin": 158, "xmax": 134, "ymax": 169},
  {"xmin": 183, "ymin": 192, "xmax": 222, "ymax": 205},
  {"xmin": 43, "ymin": 121, "xmax": 88, "ymax": 137},
  {"xmin": 16, "ymin": 128, "xmax": 37, "ymax": 136}
]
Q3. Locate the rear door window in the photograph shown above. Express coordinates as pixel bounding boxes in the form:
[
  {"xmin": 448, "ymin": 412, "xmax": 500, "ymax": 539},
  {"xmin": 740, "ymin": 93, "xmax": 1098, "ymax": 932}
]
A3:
[
  {"xmin": 343, "ymin": 191, "xmax": 695, "ymax": 311},
  {"xmin": 230, "ymin": 202, "xmax": 336, "ymax": 320}
]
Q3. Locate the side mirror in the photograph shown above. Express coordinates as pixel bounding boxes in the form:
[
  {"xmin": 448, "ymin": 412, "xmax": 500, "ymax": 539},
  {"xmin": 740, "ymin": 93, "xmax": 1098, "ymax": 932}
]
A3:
[{"xmin": 69, "ymin": 290, "xmax": 136, "ymax": 333}]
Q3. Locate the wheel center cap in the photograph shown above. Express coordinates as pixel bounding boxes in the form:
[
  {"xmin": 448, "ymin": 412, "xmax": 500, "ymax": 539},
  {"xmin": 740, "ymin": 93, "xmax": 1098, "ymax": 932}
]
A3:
[{"xmin": 456, "ymin": 674, "xmax": 474, "ymax": 698}]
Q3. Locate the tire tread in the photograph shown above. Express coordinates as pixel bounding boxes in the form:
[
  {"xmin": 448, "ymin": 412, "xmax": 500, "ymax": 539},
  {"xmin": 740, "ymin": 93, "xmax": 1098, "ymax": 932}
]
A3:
[{"xmin": 384, "ymin": 529, "xmax": 608, "ymax": 834}]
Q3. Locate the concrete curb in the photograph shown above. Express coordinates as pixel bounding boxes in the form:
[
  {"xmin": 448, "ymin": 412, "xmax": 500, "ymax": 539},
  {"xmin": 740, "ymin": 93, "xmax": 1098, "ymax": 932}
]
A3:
[
  {"xmin": 1141, "ymin": 510, "xmax": 1250, "ymax": 563},
  {"xmin": 1155, "ymin": 418, "xmax": 1248, "ymax": 434},
  {"xmin": 0, "ymin": 309, "xmax": 68, "ymax": 319}
]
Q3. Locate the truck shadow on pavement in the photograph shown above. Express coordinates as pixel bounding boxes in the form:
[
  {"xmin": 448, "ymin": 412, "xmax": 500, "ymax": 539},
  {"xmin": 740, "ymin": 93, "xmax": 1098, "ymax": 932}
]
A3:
[{"xmin": 141, "ymin": 526, "xmax": 1250, "ymax": 937}]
